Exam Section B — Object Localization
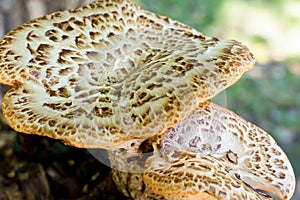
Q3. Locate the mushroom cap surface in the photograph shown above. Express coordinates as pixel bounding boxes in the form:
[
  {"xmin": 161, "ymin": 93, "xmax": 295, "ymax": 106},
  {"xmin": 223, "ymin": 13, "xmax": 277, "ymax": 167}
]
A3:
[
  {"xmin": 144, "ymin": 102, "xmax": 295, "ymax": 200},
  {"xmin": 0, "ymin": 0, "xmax": 254, "ymax": 148}
]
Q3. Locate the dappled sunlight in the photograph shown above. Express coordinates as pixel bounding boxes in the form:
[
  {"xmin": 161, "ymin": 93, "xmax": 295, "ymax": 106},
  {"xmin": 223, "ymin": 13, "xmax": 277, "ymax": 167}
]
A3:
[{"xmin": 216, "ymin": 0, "xmax": 300, "ymax": 63}]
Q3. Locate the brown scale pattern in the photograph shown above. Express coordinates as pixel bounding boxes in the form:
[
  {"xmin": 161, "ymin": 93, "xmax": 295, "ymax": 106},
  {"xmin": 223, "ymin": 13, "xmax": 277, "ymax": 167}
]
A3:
[
  {"xmin": 144, "ymin": 150, "xmax": 273, "ymax": 200},
  {"xmin": 146, "ymin": 101, "xmax": 295, "ymax": 200},
  {"xmin": 1, "ymin": 0, "xmax": 294, "ymax": 199},
  {"xmin": 0, "ymin": 0, "xmax": 254, "ymax": 148}
]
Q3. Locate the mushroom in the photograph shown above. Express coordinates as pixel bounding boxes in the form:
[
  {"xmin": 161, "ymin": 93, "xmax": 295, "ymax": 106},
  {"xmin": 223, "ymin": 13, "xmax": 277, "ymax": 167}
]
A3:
[
  {"xmin": 0, "ymin": 0, "xmax": 254, "ymax": 149},
  {"xmin": 144, "ymin": 101, "xmax": 295, "ymax": 200},
  {"xmin": 0, "ymin": 0, "xmax": 295, "ymax": 200}
]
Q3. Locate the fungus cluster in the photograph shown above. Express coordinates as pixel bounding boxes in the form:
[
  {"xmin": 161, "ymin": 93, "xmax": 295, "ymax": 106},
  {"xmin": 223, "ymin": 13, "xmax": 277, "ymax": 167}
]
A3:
[{"xmin": 0, "ymin": 0, "xmax": 295, "ymax": 199}]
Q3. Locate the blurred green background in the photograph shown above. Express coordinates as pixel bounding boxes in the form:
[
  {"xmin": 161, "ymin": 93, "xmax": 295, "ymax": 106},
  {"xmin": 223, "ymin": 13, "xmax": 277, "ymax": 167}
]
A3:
[{"xmin": 136, "ymin": 0, "xmax": 300, "ymax": 199}]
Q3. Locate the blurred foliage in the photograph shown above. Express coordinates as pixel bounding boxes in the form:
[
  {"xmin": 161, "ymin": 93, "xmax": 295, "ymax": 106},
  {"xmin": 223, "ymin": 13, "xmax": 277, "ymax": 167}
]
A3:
[{"xmin": 136, "ymin": 0, "xmax": 225, "ymax": 34}]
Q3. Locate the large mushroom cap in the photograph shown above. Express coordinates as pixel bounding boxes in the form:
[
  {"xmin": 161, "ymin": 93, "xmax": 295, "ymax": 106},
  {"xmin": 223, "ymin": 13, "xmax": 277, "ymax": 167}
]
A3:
[
  {"xmin": 0, "ymin": 0, "xmax": 254, "ymax": 148},
  {"xmin": 144, "ymin": 101, "xmax": 295, "ymax": 200}
]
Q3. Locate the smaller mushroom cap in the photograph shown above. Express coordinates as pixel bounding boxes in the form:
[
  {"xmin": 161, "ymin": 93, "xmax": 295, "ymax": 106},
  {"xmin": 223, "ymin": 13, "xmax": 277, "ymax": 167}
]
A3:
[
  {"xmin": 144, "ymin": 102, "xmax": 295, "ymax": 200},
  {"xmin": 0, "ymin": 0, "xmax": 254, "ymax": 149},
  {"xmin": 145, "ymin": 151, "xmax": 272, "ymax": 200}
]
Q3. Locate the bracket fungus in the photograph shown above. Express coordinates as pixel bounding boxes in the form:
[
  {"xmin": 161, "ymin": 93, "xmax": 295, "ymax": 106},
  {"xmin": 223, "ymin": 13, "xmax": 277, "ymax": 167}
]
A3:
[
  {"xmin": 0, "ymin": 0, "xmax": 253, "ymax": 149},
  {"xmin": 144, "ymin": 102, "xmax": 295, "ymax": 200},
  {"xmin": 0, "ymin": 0, "xmax": 295, "ymax": 200}
]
